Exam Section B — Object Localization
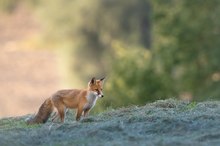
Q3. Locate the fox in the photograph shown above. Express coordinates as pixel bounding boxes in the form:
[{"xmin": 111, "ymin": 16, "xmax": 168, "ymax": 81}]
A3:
[{"xmin": 26, "ymin": 77, "xmax": 105, "ymax": 124}]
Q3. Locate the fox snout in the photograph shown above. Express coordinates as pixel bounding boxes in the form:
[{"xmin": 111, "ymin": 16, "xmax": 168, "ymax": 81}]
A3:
[
  {"xmin": 98, "ymin": 92, "xmax": 104, "ymax": 98},
  {"xmin": 94, "ymin": 90, "xmax": 104, "ymax": 98},
  {"xmin": 99, "ymin": 90, "xmax": 104, "ymax": 98}
]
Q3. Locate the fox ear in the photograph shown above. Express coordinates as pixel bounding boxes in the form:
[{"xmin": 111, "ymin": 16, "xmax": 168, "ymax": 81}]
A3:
[
  {"xmin": 100, "ymin": 77, "xmax": 105, "ymax": 81},
  {"xmin": 90, "ymin": 77, "xmax": 96, "ymax": 85}
]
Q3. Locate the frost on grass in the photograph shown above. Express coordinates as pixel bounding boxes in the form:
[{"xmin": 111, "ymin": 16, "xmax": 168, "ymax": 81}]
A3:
[{"xmin": 1, "ymin": 99, "xmax": 220, "ymax": 146}]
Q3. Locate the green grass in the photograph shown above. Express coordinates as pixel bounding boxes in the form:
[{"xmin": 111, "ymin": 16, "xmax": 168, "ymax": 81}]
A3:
[{"xmin": 1, "ymin": 99, "xmax": 220, "ymax": 146}]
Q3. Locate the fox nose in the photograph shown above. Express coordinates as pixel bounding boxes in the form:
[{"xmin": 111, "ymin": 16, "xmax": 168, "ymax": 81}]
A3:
[{"xmin": 101, "ymin": 95, "xmax": 104, "ymax": 98}]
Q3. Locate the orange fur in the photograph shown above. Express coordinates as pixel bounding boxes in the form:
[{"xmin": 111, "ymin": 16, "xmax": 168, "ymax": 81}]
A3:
[{"xmin": 26, "ymin": 77, "xmax": 105, "ymax": 124}]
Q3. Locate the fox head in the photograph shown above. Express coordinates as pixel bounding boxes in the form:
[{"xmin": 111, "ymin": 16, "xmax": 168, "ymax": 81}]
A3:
[{"xmin": 88, "ymin": 77, "xmax": 105, "ymax": 98}]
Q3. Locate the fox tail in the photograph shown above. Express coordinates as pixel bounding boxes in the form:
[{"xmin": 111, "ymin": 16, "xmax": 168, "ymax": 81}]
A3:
[{"xmin": 26, "ymin": 98, "xmax": 53, "ymax": 125}]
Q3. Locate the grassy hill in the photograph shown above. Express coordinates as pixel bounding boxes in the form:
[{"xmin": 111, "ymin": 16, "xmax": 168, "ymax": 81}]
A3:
[{"xmin": 1, "ymin": 99, "xmax": 220, "ymax": 146}]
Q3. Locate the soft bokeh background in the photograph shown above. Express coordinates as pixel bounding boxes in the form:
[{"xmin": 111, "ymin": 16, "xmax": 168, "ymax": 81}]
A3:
[{"xmin": 0, "ymin": 0, "xmax": 220, "ymax": 118}]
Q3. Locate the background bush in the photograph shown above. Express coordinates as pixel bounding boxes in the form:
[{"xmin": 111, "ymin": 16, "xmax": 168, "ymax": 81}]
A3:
[{"xmin": 1, "ymin": 0, "xmax": 220, "ymax": 111}]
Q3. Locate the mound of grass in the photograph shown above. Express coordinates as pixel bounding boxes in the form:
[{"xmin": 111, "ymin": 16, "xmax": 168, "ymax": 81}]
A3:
[{"xmin": 1, "ymin": 99, "xmax": 220, "ymax": 146}]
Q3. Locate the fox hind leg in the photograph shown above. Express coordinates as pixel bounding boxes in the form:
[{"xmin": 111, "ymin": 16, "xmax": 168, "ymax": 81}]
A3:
[
  {"xmin": 51, "ymin": 112, "xmax": 58, "ymax": 122},
  {"xmin": 51, "ymin": 107, "xmax": 68, "ymax": 123},
  {"xmin": 56, "ymin": 105, "xmax": 65, "ymax": 123}
]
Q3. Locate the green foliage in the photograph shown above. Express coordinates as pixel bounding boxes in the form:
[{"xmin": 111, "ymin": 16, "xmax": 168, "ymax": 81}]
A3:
[
  {"xmin": 151, "ymin": 0, "xmax": 220, "ymax": 99},
  {"xmin": 98, "ymin": 0, "xmax": 220, "ymax": 110},
  {"xmin": 185, "ymin": 102, "xmax": 197, "ymax": 110},
  {"xmin": 100, "ymin": 42, "xmax": 174, "ymax": 109},
  {"xmin": 35, "ymin": 0, "xmax": 151, "ymax": 80},
  {"xmin": 33, "ymin": 0, "xmax": 220, "ymax": 111},
  {"xmin": 2, "ymin": 0, "xmax": 220, "ymax": 111}
]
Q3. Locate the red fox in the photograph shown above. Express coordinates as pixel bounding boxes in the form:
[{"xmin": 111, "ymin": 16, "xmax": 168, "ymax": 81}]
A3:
[{"xmin": 26, "ymin": 77, "xmax": 105, "ymax": 124}]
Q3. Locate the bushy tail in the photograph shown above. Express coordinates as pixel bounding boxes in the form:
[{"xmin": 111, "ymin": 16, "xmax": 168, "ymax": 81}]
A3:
[{"xmin": 26, "ymin": 98, "xmax": 53, "ymax": 125}]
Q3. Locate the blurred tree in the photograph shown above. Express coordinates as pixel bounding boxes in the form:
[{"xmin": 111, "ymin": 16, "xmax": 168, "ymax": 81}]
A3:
[
  {"xmin": 152, "ymin": 0, "xmax": 220, "ymax": 99},
  {"xmin": 99, "ymin": 43, "xmax": 174, "ymax": 109},
  {"xmin": 36, "ymin": 0, "xmax": 152, "ymax": 81},
  {"xmin": 36, "ymin": 0, "xmax": 220, "ymax": 110},
  {"xmin": 100, "ymin": 0, "xmax": 220, "ymax": 110},
  {"xmin": 4, "ymin": 0, "xmax": 220, "ymax": 111}
]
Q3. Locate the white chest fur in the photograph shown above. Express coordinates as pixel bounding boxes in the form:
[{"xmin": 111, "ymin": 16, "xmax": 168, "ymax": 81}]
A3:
[{"xmin": 84, "ymin": 91, "xmax": 99, "ymax": 110}]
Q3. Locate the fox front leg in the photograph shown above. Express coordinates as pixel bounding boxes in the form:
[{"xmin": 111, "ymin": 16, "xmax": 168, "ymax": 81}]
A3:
[
  {"xmin": 83, "ymin": 108, "xmax": 90, "ymax": 117},
  {"xmin": 76, "ymin": 107, "xmax": 83, "ymax": 121}
]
